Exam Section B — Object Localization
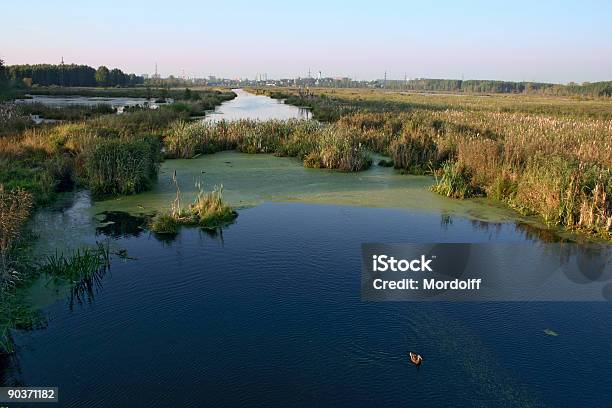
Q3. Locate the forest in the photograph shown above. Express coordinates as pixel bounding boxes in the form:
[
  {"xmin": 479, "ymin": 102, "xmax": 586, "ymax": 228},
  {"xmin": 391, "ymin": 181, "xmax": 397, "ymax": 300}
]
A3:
[{"xmin": 4, "ymin": 63, "xmax": 144, "ymax": 87}]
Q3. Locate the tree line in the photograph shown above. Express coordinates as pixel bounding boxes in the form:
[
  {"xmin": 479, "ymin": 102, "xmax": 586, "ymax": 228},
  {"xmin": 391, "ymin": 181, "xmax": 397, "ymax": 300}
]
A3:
[
  {"xmin": 383, "ymin": 78, "xmax": 612, "ymax": 97},
  {"xmin": 0, "ymin": 59, "xmax": 8, "ymax": 89},
  {"xmin": 5, "ymin": 64, "xmax": 144, "ymax": 87}
]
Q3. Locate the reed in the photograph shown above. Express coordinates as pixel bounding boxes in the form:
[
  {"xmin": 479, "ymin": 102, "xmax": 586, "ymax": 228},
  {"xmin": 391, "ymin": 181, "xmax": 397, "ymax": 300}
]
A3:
[
  {"xmin": 150, "ymin": 177, "xmax": 237, "ymax": 233},
  {"xmin": 303, "ymin": 125, "xmax": 372, "ymax": 171},
  {"xmin": 163, "ymin": 119, "xmax": 372, "ymax": 171},
  {"xmin": 431, "ymin": 161, "xmax": 479, "ymax": 199},
  {"xmin": 38, "ymin": 241, "xmax": 110, "ymax": 283},
  {"xmin": 83, "ymin": 136, "xmax": 162, "ymax": 197},
  {"xmin": 0, "ymin": 186, "xmax": 33, "ymax": 273},
  {"xmin": 256, "ymin": 88, "xmax": 611, "ymax": 237}
]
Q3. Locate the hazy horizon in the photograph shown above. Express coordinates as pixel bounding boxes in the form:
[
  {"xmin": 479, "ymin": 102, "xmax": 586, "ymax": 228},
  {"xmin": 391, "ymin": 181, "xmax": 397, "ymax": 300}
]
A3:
[{"xmin": 2, "ymin": 0, "xmax": 611, "ymax": 84}]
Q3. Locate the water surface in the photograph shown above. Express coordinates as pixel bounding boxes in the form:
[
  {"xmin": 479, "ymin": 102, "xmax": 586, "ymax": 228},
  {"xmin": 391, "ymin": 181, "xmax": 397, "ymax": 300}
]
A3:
[
  {"xmin": 8, "ymin": 203, "xmax": 612, "ymax": 407},
  {"xmin": 205, "ymin": 89, "xmax": 311, "ymax": 121},
  {"xmin": 15, "ymin": 94, "xmax": 170, "ymax": 110}
]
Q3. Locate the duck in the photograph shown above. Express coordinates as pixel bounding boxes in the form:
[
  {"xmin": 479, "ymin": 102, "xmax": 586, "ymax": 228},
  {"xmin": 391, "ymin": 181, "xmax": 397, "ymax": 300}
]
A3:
[{"xmin": 409, "ymin": 352, "xmax": 423, "ymax": 366}]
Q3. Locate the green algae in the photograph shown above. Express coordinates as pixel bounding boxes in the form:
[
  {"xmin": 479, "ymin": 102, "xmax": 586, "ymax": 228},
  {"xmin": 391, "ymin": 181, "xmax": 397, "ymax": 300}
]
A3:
[{"xmin": 90, "ymin": 151, "xmax": 522, "ymax": 223}]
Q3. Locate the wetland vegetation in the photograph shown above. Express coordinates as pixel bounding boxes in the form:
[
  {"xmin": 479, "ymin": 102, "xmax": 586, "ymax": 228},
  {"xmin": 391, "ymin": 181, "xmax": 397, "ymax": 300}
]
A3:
[
  {"xmin": 0, "ymin": 87, "xmax": 235, "ymax": 352},
  {"xmin": 150, "ymin": 174, "xmax": 237, "ymax": 234},
  {"xmin": 256, "ymin": 87, "xmax": 612, "ymax": 238}
]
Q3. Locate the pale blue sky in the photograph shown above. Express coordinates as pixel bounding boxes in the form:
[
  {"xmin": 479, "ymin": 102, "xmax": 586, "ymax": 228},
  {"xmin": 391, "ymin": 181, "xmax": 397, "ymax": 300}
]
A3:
[{"xmin": 1, "ymin": 0, "xmax": 610, "ymax": 83}]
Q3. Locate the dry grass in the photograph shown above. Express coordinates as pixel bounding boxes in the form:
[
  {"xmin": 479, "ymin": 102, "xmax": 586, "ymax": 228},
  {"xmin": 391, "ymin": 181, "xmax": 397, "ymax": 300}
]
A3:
[
  {"xmin": 255, "ymin": 87, "xmax": 611, "ymax": 237},
  {"xmin": 0, "ymin": 186, "xmax": 33, "ymax": 273}
]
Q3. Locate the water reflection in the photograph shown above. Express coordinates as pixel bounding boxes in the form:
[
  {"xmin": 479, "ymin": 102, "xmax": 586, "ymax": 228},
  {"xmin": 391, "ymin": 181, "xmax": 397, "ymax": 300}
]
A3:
[
  {"xmin": 0, "ymin": 353, "xmax": 23, "ymax": 387},
  {"xmin": 440, "ymin": 213, "xmax": 453, "ymax": 230},
  {"xmin": 151, "ymin": 231, "xmax": 179, "ymax": 245},
  {"xmin": 205, "ymin": 89, "xmax": 311, "ymax": 121},
  {"xmin": 95, "ymin": 211, "xmax": 149, "ymax": 239},
  {"xmin": 514, "ymin": 221, "xmax": 571, "ymax": 243},
  {"xmin": 66, "ymin": 262, "xmax": 109, "ymax": 310}
]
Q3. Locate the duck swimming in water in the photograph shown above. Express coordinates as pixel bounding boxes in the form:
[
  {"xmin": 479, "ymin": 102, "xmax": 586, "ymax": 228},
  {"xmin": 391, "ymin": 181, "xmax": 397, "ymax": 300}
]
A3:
[{"xmin": 409, "ymin": 352, "xmax": 423, "ymax": 366}]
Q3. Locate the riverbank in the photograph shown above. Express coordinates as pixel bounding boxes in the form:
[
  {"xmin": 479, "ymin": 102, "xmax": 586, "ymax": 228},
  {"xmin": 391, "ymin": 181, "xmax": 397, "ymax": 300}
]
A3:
[{"xmin": 252, "ymin": 87, "xmax": 612, "ymax": 240}]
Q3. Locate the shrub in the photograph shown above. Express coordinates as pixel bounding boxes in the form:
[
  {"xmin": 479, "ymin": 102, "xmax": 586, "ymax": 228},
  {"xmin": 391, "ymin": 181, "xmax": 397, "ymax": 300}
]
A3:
[{"xmin": 82, "ymin": 136, "xmax": 162, "ymax": 197}]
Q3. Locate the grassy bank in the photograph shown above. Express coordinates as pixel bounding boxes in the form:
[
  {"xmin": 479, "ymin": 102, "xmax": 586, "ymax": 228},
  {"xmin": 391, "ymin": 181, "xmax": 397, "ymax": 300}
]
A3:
[
  {"xmin": 254, "ymin": 87, "xmax": 612, "ymax": 238},
  {"xmin": 164, "ymin": 119, "xmax": 372, "ymax": 171}
]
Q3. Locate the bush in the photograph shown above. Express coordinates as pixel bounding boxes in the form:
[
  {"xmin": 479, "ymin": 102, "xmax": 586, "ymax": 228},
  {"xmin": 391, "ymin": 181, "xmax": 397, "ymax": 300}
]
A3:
[{"xmin": 82, "ymin": 136, "xmax": 162, "ymax": 197}]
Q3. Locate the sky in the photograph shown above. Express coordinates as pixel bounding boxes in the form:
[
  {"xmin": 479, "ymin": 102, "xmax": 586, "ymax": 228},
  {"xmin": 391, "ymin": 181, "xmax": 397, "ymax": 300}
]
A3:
[{"xmin": 1, "ymin": 0, "xmax": 611, "ymax": 83}]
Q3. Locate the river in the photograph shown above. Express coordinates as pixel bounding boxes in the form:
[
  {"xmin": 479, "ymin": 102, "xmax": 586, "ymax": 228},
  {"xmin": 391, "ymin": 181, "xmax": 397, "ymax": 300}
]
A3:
[{"xmin": 2, "ymin": 90, "xmax": 610, "ymax": 407}]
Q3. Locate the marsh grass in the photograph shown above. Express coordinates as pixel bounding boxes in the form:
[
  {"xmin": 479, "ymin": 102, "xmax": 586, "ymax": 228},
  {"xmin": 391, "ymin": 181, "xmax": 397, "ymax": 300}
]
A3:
[
  {"xmin": 187, "ymin": 182, "xmax": 237, "ymax": 227},
  {"xmin": 17, "ymin": 102, "xmax": 116, "ymax": 120},
  {"xmin": 431, "ymin": 161, "xmax": 480, "ymax": 199},
  {"xmin": 83, "ymin": 136, "xmax": 162, "ymax": 197},
  {"xmin": 38, "ymin": 241, "xmax": 111, "ymax": 310},
  {"xmin": 303, "ymin": 126, "xmax": 372, "ymax": 171},
  {"xmin": 150, "ymin": 175, "xmax": 237, "ymax": 234},
  {"xmin": 0, "ymin": 187, "xmax": 33, "ymax": 273},
  {"xmin": 163, "ymin": 119, "xmax": 372, "ymax": 171},
  {"xmin": 149, "ymin": 213, "xmax": 180, "ymax": 235},
  {"xmin": 256, "ymin": 88, "xmax": 611, "ymax": 237}
]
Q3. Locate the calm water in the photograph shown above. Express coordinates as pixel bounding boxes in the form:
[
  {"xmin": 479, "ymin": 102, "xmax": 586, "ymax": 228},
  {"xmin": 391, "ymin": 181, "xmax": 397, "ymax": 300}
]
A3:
[
  {"xmin": 3, "ymin": 91, "xmax": 611, "ymax": 407},
  {"xmin": 205, "ymin": 89, "xmax": 311, "ymax": 121},
  {"xmin": 14, "ymin": 94, "xmax": 171, "ymax": 110}
]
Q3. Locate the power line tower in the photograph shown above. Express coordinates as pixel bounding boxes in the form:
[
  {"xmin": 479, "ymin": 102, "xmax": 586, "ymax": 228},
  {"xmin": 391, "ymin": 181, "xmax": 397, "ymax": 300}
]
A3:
[{"xmin": 384, "ymin": 70, "xmax": 387, "ymax": 89}]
